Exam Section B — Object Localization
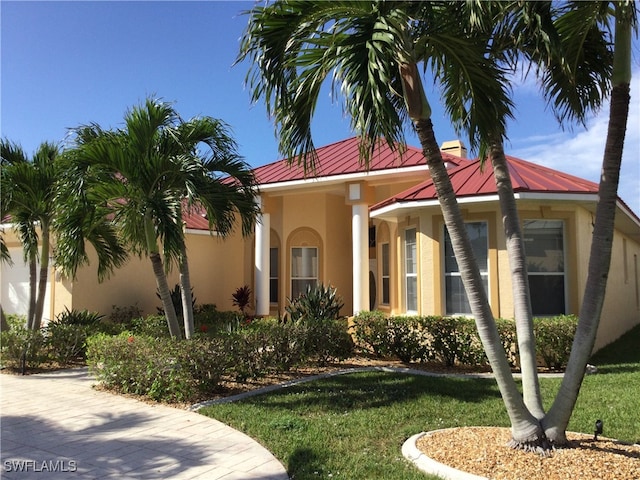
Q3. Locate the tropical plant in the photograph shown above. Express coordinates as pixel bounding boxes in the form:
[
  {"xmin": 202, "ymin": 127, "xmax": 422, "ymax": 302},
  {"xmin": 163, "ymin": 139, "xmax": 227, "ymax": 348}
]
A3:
[
  {"xmin": 0, "ymin": 140, "xmax": 59, "ymax": 330},
  {"xmin": 231, "ymin": 285, "xmax": 252, "ymax": 317},
  {"xmin": 285, "ymin": 283, "xmax": 344, "ymax": 323},
  {"xmin": 62, "ymin": 98, "xmax": 259, "ymax": 339},
  {"xmin": 238, "ymin": 0, "xmax": 636, "ymax": 450}
]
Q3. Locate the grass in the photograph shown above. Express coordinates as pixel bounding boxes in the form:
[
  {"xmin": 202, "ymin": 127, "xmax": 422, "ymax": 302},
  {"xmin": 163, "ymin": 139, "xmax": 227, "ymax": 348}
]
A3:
[{"xmin": 199, "ymin": 326, "xmax": 640, "ymax": 480}]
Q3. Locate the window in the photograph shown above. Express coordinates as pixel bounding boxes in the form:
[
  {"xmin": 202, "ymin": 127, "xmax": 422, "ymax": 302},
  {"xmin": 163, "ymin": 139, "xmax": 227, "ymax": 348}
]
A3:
[
  {"xmin": 291, "ymin": 247, "xmax": 317, "ymax": 298},
  {"xmin": 405, "ymin": 228, "xmax": 418, "ymax": 312},
  {"xmin": 381, "ymin": 243, "xmax": 390, "ymax": 305},
  {"xmin": 269, "ymin": 247, "xmax": 278, "ymax": 304},
  {"xmin": 524, "ymin": 220, "xmax": 565, "ymax": 315},
  {"xmin": 444, "ymin": 222, "xmax": 488, "ymax": 315}
]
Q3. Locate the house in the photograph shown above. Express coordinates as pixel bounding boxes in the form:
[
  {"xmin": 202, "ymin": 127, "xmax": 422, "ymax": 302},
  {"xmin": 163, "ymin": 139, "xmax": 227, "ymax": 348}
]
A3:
[{"xmin": 2, "ymin": 137, "xmax": 638, "ymax": 350}]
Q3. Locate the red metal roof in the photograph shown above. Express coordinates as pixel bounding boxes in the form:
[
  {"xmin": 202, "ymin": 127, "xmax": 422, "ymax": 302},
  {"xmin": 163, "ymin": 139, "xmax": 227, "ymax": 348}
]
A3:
[
  {"xmin": 371, "ymin": 155, "xmax": 600, "ymax": 211},
  {"xmin": 254, "ymin": 137, "xmax": 465, "ymax": 185},
  {"xmin": 183, "ymin": 205, "xmax": 210, "ymax": 231}
]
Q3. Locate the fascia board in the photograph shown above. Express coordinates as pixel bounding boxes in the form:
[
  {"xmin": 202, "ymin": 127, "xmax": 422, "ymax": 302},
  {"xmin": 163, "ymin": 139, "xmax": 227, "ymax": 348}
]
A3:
[{"xmin": 258, "ymin": 164, "xmax": 430, "ymax": 192}]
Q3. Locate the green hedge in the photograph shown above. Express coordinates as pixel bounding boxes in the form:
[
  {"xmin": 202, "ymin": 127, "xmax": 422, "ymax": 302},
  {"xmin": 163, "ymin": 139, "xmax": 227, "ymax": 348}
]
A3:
[
  {"xmin": 85, "ymin": 316, "xmax": 354, "ymax": 402},
  {"xmin": 86, "ymin": 332, "xmax": 230, "ymax": 402},
  {"xmin": 352, "ymin": 312, "xmax": 577, "ymax": 369}
]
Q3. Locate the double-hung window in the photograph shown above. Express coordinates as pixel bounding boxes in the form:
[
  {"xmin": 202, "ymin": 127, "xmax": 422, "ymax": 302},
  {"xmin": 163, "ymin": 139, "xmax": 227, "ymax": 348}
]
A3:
[
  {"xmin": 444, "ymin": 222, "xmax": 488, "ymax": 315},
  {"xmin": 381, "ymin": 243, "xmax": 390, "ymax": 305},
  {"xmin": 405, "ymin": 228, "xmax": 418, "ymax": 312},
  {"xmin": 269, "ymin": 247, "xmax": 279, "ymax": 304},
  {"xmin": 291, "ymin": 247, "xmax": 317, "ymax": 298},
  {"xmin": 524, "ymin": 220, "xmax": 565, "ymax": 315}
]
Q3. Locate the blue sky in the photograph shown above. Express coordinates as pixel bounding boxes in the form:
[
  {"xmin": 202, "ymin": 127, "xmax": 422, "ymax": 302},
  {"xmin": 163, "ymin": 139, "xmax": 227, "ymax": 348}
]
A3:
[{"xmin": 2, "ymin": 1, "xmax": 639, "ymax": 214}]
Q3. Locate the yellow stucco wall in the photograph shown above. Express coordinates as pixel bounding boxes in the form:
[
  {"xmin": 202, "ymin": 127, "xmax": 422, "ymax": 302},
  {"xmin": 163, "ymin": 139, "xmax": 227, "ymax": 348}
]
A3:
[{"xmin": 67, "ymin": 228, "xmax": 251, "ymax": 317}]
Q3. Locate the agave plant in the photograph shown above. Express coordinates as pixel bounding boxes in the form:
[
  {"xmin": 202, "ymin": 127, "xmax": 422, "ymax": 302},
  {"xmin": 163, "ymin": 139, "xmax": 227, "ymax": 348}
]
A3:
[{"xmin": 286, "ymin": 284, "xmax": 344, "ymax": 323}]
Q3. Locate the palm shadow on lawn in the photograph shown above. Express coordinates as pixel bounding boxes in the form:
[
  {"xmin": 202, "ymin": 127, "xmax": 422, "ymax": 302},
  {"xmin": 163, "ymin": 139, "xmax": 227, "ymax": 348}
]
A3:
[{"xmin": 238, "ymin": 371, "xmax": 502, "ymax": 412}]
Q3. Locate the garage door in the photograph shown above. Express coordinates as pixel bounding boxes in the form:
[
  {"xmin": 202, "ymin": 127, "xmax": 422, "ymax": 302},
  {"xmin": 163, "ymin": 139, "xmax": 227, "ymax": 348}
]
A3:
[{"xmin": 0, "ymin": 247, "xmax": 52, "ymax": 322}]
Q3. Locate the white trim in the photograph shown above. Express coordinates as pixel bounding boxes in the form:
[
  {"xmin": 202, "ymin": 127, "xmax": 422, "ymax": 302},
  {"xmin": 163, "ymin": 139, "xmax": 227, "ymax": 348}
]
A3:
[
  {"xmin": 185, "ymin": 228, "xmax": 220, "ymax": 236},
  {"xmin": 259, "ymin": 165, "xmax": 430, "ymax": 192},
  {"xmin": 371, "ymin": 192, "xmax": 612, "ymax": 218}
]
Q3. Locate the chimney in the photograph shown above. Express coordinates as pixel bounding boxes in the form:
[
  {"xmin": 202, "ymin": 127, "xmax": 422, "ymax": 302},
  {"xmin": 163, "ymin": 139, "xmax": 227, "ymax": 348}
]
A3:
[{"xmin": 440, "ymin": 140, "xmax": 467, "ymax": 159}]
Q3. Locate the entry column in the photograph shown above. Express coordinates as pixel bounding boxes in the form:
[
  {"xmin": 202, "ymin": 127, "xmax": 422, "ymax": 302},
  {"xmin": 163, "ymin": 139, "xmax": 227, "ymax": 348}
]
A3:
[
  {"xmin": 348, "ymin": 183, "xmax": 370, "ymax": 315},
  {"xmin": 254, "ymin": 196, "xmax": 270, "ymax": 317}
]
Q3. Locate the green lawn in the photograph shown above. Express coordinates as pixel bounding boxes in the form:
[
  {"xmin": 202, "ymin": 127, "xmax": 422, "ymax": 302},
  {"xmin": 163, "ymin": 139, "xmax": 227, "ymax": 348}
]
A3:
[{"xmin": 200, "ymin": 326, "xmax": 640, "ymax": 480}]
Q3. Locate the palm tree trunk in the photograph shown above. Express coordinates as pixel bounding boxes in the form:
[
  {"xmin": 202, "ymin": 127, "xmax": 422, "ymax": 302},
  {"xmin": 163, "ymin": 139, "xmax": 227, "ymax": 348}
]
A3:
[
  {"xmin": 144, "ymin": 213, "xmax": 182, "ymax": 339},
  {"xmin": 150, "ymin": 252, "xmax": 183, "ymax": 340},
  {"xmin": 489, "ymin": 142, "xmax": 544, "ymax": 420},
  {"xmin": 1, "ymin": 306, "xmax": 9, "ymax": 332},
  {"xmin": 179, "ymin": 244, "xmax": 195, "ymax": 339},
  {"xmin": 27, "ymin": 251, "xmax": 37, "ymax": 330},
  {"xmin": 33, "ymin": 224, "xmax": 51, "ymax": 330},
  {"xmin": 544, "ymin": 82, "xmax": 630, "ymax": 445},
  {"xmin": 414, "ymin": 117, "xmax": 544, "ymax": 447},
  {"xmin": 543, "ymin": 5, "xmax": 632, "ymax": 444}
]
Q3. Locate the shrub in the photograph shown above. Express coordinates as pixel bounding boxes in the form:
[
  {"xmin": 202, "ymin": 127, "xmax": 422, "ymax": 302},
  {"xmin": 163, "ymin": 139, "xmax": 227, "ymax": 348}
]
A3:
[
  {"xmin": 109, "ymin": 304, "xmax": 143, "ymax": 325},
  {"xmin": 157, "ymin": 284, "xmax": 196, "ymax": 319},
  {"xmin": 0, "ymin": 315, "xmax": 48, "ymax": 370},
  {"xmin": 495, "ymin": 318, "xmax": 518, "ymax": 367},
  {"xmin": 534, "ymin": 315, "xmax": 578, "ymax": 369},
  {"xmin": 86, "ymin": 332, "xmax": 229, "ymax": 403},
  {"xmin": 193, "ymin": 304, "xmax": 239, "ymax": 334},
  {"xmin": 420, "ymin": 316, "xmax": 484, "ymax": 366},
  {"xmin": 385, "ymin": 316, "xmax": 430, "ymax": 363},
  {"xmin": 130, "ymin": 315, "xmax": 173, "ymax": 338},
  {"xmin": 352, "ymin": 311, "xmax": 391, "ymax": 356},
  {"xmin": 45, "ymin": 323, "xmax": 89, "ymax": 365},
  {"xmin": 286, "ymin": 283, "xmax": 344, "ymax": 322},
  {"xmin": 55, "ymin": 307, "xmax": 104, "ymax": 326},
  {"xmin": 302, "ymin": 318, "xmax": 355, "ymax": 365}
]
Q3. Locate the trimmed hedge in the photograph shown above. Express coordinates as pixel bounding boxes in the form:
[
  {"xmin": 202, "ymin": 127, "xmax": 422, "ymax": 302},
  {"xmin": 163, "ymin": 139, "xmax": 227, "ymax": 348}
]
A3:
[
  {"xmin": 86, "ymin": 332, "xmax": 230, "ymax": 402},
  {"xmin": 352, "ymin": 312, "xmax": 577, "ymax": 369},
  {"xmin": 85, "ymin": 316, "xmax": 355, "ymax": 402}
]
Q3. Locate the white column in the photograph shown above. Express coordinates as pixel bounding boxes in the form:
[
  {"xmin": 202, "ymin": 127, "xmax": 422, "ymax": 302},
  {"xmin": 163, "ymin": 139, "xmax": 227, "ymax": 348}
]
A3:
[
  {"xmin": 254, "ymin": 198, "xmax": 270, "ymax": 317},
  {"xmin": 352, "ymin": 202, "xmax": 370, "ymax": 315}
]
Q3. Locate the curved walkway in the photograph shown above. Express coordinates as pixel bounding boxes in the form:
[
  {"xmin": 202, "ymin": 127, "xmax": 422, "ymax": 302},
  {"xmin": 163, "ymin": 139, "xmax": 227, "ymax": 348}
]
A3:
[{"xmin": 0, "ymin": 368, "xmax": 289, "ymax": 480}]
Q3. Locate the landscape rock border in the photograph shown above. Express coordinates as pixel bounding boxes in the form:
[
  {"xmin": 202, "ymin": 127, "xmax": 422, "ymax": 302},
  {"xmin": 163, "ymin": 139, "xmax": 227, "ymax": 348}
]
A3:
[{"xmin": 402, "ymin": 430, "xmax": 488, "ymax": 480}]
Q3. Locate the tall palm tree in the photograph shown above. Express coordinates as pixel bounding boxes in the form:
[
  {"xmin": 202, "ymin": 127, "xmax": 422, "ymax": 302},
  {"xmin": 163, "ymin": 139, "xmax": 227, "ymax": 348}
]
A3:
[
  {"xmin": 539, "ymin": 0, "xmax": 636, "ymax": 444},
  {"xmin": 1, "ymin": 140, "xmax": 59, "ymax": 330},
  {"xmin": 66, "ymin": 98, "xmax": 259, "ymax": 339},
  {"xmin": 239, "ymin": 0, "xmax": 542, "ymax": 446},
  {"xmin": 239, "ymin": 0, "xmax": 636, "ymax": 449},
  {"xmin": 169, "ymin": 117, "xmax": 259, "ymax": 338},
  {"xmin": 458, "ymin": 0, "xmax": 615, "ymax": 429}
]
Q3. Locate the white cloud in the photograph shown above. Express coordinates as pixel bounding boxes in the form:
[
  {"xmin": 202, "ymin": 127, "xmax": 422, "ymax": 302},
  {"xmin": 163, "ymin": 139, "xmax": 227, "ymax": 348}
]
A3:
[{"xmin": 511, "ymin": 69, "xmax": 640, "ymax": 215}]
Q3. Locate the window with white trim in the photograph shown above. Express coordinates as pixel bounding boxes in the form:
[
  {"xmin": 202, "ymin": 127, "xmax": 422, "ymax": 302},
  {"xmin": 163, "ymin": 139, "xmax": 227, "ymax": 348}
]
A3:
[
  {"xmin": 381, "ymin": 242, "xmax": 390, "ymax": 305},
  {"xmin": 291, "ymin": 247, "xmax": 317, "ymax": 298},
  {"xmin": 444, "ymin": 222, "xmax": 488, "ymax": 315},
  {"xmin": 405, "ymin": 228, "xmax": 418, "ymax": 312},
  {"xmin": 524, "ymin": 219, "xmax": 565, "ymax": 315},
  {"xmin": 269, "ymin": 247, "xmax": 278, "ymax": 304}
]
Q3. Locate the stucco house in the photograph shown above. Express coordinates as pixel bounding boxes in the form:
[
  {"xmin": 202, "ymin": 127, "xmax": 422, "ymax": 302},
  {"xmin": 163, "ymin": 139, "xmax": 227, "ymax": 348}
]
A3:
[{"xmin": 2, "ymin": 137, "xmax": 638, "ymax": 350}]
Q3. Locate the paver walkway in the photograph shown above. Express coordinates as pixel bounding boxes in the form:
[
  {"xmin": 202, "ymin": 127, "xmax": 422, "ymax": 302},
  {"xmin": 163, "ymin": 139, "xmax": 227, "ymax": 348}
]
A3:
[{"xmin": 0, "ymin": 368, "xmax": 289, "ymax": 480}]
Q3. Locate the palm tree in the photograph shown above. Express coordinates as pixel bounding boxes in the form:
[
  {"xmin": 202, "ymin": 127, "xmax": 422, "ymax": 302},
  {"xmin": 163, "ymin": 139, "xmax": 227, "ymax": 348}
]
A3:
[
  {"xmin": 66, "ymin": 98, "xmax": 259, "ymax": 339},
  {"xmin": 1, "ymin": 140, "xmax": 59, "ymax": 330},
  {"xmin": 170, "ymin": 116, "xmax": 259, "ymax": 338},
  {"xmin": 538, "ymin": 0, "xmax": 636, "ymax": 445},
  {"xmin": 238, "ymin": 0, "xmax": 636, "ymax": 449},
  {"xmin": 239, "ymin": 0, "xmax": 543, "ymax": 446}
]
